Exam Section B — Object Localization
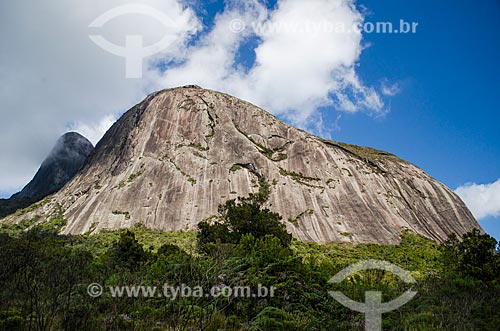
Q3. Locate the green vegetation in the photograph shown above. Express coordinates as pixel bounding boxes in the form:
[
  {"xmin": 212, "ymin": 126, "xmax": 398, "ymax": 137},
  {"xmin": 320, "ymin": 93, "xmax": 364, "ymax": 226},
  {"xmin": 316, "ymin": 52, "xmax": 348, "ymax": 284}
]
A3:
[
  {"xmin": 321, "ymin": 139, "xmax": 399, "ymax": 160},
  {"xmin": 127, "ymin": 171, "xmax": 144, "ymax": 183},
  {"xmin": 116, "ymin": 169, "xmax": 145, "ymax": 189},
  {"xmin": 112, "ymin": 210, "xmax": 131, "ymax": 220},
  {"xmin": 177, "ymin": 143, "xmax": 209, "ymax": 152},
  {"xmin": 1, "ymin": 191, "xmax": 499, "ymax": 330},
  {"xmin": 244, "ymin": 134, "xmax": 275, "ymax": 159},
  {"xmin": 273, "ymin": 152, "xmax": 287, "ymax": 161},
  {"xmin": 278, "ymin": 167, "xmax": 320, "ymax": 182},
  {"xmin": 278, "ymin": 167, "xmax": 324, "ymax": 189},
  {"xmin": 336, "ymin": 142, "xmax": 397, "ymax": 159},
  {"xmin": 12, "ymin": 197, "xmax": 52, "ymax": 218},
  {"xmin": 169, "ymin": 160, "xmax": 197, "ymax": 185},
  {"xmin": 235, "ymin": 127, "xmax": 289, "ymax": 162},
  {"xmin": 39, "ymin": 216, "xmax": 67, "ymax": 232},
  {"xmin": 340, "ymin": 167, "xmax": 353, "ymax": 177},
  {"xmin": 320, "ymin": 139, "xmax": 400, "ymax": 174},
  {"xmin": 230, "ymin": 164, "xmax": 243, "ymax": 172},
  {"xmin": 288, "ymin": 209, "xmax": 314, "ymax": 223},
  {"xmin": 0, "ymin": 215, "xmax": 41, "ymax": 236},
  {"xmin": 326, "ymin": 178, "xmax": 339, "ymax": 186},
  {"xmin": 198, "ymin": 185, "xmax": 292, "ymax": 251}
]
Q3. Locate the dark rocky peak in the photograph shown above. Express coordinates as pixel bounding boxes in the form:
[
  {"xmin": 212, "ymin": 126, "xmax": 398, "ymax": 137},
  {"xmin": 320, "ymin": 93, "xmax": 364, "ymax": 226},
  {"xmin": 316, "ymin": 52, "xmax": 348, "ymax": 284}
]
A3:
[{"xmin": 12, "ymin": 132, "xmax": 94, "ymax": 200}]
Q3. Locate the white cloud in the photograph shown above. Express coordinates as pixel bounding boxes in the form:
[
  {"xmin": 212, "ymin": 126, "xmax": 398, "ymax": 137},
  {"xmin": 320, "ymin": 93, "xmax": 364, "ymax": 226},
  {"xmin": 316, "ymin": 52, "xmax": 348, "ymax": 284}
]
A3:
[
  {"xmin": 455, "ymin": 179, "xmax": 500, "ymax": 220},
  {"xmin": 156, "ymin": 0, "xmax": 387, "ymax": 127},
  {"xmin": 67, "ymin": 115, "xmax": 117, "ymax": 146},
  {"xmin": 381, "ymin": 81, "xmax": 401, "ymax": 96}
]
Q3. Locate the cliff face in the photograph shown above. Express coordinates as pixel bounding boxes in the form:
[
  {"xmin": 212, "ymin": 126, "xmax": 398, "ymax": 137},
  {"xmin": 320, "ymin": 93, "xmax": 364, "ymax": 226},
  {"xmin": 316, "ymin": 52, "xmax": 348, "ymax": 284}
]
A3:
[
  {"xmin": 0, "ymin": 132, "xmax": 93, "ymax": 218},
  {"xmin": 12, "ymin": 132, "xmax": 94, "ymax": 200},
  {"xmin": 1, "ymin": 86, "xmax": 480, "ymax": 244}
]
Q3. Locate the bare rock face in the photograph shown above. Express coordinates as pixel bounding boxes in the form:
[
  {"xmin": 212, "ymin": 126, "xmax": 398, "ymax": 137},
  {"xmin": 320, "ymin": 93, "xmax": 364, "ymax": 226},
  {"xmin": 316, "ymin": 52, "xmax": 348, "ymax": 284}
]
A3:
[
  {"xmin": 1, "ymin": 86, "xmax": 481, "ymax": 244},
  {"xmin": 0, "ymin": 132, "xmax": 93, "ymax": 218},
  {"xmin": 13, "ymin": 132, "xmax": 94, "ymax": 200}
]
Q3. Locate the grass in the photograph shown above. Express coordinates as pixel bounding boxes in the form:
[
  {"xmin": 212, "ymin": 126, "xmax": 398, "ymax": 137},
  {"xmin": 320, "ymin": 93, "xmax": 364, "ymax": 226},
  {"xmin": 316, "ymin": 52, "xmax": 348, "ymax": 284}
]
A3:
[
  {"xmin": 320, "ymin": 139, "xmax": 399, "ymax": 160},
  {"xmin": 230, "ymin": 164, "xmax": 242, "ymax": 172},
  {"xmin": 291, "ymin": 230, "xmax": 444, "ymax": 278},
  {"xmin": 73, "ymin": 224, "xmax": 198, "ymax": 255}
]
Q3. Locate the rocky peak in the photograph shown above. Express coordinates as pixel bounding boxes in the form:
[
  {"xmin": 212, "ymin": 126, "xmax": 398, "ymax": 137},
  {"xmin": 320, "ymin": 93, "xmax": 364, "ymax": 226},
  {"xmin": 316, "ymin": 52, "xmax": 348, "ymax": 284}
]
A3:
[
  {"xmin": 1, "ymin": 87, "xmax": 481, "ymax": 244},
  {"xmin": 12, "ymin": 132, "xmax": 94, "ymax": 200}
]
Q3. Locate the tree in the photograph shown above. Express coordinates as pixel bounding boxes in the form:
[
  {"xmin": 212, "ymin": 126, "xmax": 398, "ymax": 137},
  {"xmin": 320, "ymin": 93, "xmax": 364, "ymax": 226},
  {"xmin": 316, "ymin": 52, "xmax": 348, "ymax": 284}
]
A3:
[
  {"xmin": 198, "ymin": 180, "xmax": 291, "ymax": 250},
  {"xmin": 108, "ymin": 230, "xmax": 148, "ymax": 271},
  {"xmin": 0, "ymin": 227, "xmax": 93, "ymax": 331},
  {"xmin": 444, "ymin": 229, "xmax": 499, "ymax": 281}
]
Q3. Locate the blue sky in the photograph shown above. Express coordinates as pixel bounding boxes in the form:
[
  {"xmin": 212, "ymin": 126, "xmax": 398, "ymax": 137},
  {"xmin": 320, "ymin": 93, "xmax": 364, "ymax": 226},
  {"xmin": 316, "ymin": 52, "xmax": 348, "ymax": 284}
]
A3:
[
  {"xmin": 334, "ymin": 0, "xmax": 500, "ymax": 238},
  {"xmin": 1, "ymin": 0, "xmax": 498, "ymax": 240}
]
